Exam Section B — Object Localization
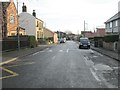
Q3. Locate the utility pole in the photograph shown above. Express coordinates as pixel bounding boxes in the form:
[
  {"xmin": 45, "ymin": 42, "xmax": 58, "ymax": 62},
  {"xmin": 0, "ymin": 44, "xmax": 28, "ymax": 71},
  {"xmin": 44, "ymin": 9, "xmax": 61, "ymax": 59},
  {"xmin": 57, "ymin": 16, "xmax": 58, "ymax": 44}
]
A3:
[
  {"xmin": 84, "ymin": 20, "xmax": 85, "ymax": 37},
  {"xmin": 17, "ymin": 0, "xmax": 20, "ymax": 51}
]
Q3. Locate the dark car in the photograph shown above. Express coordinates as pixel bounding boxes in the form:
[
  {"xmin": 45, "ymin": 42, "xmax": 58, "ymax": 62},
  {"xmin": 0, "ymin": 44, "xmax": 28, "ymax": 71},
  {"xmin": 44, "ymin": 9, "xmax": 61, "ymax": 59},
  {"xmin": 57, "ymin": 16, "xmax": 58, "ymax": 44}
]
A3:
[
  {"xmin": 79, "ymin": 37, "xmax": 90, "ymax": 49},
  {"xmin": 60, "ymin": 38, "xmax": 65, "ymax": 43}
]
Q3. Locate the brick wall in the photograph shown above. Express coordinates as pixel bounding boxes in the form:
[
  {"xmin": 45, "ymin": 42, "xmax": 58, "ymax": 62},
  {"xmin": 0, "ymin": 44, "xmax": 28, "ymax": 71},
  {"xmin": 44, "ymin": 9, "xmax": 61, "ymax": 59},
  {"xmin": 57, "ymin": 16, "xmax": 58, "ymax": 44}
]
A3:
[{"xmin": 7, "ymin": 2, "xmax": 17, "ymax": 36}]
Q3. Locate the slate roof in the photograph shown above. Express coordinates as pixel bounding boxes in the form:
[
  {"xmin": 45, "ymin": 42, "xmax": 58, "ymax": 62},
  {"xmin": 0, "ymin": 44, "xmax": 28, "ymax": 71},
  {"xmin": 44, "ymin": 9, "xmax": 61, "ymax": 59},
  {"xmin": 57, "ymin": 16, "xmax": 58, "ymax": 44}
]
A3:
[{"xmin": 105, "ymin": 12, "xmax": 120, "ymax": 23}]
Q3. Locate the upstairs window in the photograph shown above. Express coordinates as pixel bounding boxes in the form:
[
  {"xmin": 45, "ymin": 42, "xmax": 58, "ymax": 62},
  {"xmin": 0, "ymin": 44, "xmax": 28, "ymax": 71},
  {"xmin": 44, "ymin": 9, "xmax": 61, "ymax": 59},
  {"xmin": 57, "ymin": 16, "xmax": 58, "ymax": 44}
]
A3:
[
  {"xmin": 10, "ymin": 15, "xmax": 15, "ymax": 24},
  {"xmin": 115, "ymin": 20, "xmax": 118, "ymax": 27},
  {"xmin": 109, "ymin": 22, "xmax": 112, "ymax": 28}
]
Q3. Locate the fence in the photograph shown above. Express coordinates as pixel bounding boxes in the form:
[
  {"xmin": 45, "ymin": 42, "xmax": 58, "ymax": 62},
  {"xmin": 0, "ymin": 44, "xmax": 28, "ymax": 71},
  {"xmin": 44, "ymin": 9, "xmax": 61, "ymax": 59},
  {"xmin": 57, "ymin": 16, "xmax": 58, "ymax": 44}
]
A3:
[{"xmin": 2, "ymin": 36, "xmax": 29, "ymax": 51}]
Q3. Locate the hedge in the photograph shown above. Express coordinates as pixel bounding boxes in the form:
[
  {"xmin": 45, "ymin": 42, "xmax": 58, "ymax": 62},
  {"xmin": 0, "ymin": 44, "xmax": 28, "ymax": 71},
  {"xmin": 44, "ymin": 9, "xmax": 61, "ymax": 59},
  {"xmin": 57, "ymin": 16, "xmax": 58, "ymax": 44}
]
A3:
[
  {"xmin": 103, "ymin": 34, "xmax": 119, "ymax": 42},
  {"xmin": 28, "ymin": 36, "xmax": 37, "ymax": 48},
  {"xmin": 94, "ymin": 37, "xmax": 104, "ymax": 41}
]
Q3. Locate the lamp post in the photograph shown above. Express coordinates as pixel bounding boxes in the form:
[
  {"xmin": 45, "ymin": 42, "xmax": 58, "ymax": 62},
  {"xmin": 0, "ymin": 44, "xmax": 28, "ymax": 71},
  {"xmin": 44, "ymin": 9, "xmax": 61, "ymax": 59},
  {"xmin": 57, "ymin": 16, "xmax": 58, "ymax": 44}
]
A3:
[
  {"xmin": 84, "ymin": 20, "xmax": 88, "ymax": 37},
  {"xmin": 17, "ymin": 0, "xmax": 20, "ymax": 51}
]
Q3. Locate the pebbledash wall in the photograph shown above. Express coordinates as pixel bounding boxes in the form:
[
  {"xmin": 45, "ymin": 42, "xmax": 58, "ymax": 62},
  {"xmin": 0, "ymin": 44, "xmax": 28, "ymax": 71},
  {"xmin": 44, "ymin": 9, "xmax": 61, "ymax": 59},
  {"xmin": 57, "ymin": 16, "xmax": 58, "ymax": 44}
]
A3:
[{"xmin": 103, "ymin": 42, "xmax": 118, "ymax": 52}]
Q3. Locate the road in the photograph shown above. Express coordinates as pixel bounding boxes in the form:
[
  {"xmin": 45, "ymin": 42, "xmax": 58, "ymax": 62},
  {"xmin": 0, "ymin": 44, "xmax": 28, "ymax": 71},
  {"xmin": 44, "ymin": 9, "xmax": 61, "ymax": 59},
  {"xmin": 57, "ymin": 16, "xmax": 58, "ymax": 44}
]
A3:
[{"xmin": 2, "ymin": 41, "xmax": 119, "ymax": 88}]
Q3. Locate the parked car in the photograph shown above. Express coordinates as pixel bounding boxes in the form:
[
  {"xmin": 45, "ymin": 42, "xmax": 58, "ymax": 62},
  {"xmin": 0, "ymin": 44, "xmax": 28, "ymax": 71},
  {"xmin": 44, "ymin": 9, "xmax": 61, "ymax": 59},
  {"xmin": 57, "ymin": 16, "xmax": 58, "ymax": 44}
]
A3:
[
  {"xmin": 79, "ymin": 37, "xmax": 90, "ymax": 49},
  {"xmin": 60, "ymin": 38, "xmax": 65, "ymax": 43}
]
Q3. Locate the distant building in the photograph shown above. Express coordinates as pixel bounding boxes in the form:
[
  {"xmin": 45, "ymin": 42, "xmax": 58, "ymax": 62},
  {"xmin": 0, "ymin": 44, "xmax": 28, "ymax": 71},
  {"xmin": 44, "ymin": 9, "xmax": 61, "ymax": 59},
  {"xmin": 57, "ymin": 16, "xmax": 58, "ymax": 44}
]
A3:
[
  {"xmin": 55, "ymin": 31, "xmax": 66, "ymax": 39},
  {"xmin": 81, "ymin": 31, "xmax": 94, "ymax": 38},
  {"xmin": 105, "ymin": 12, "xmax": 119, "ymax": 34},
  {"xmin": 44, "ymin": 27, "xmax": 58, "ymax": 44},
  {"xmin": 95, "ymin": 28, "xmax": 105, "ymax": 37}
]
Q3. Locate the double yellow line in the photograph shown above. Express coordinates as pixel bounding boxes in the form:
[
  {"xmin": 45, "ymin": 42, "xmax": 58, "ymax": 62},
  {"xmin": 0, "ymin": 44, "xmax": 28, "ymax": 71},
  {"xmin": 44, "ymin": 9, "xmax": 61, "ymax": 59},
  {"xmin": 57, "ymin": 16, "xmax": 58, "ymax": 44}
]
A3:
[{"xmin": 0, "ymin": 57, "xmax": 18, "ymax": 66}]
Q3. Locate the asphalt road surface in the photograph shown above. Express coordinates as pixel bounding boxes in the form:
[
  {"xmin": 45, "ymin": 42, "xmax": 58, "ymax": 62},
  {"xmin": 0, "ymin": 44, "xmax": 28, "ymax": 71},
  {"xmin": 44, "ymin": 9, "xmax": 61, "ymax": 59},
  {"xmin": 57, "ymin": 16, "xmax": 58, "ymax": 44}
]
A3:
[{"xmin": 2, "ymin": 41, "xmax": 119, "ymax": 88}]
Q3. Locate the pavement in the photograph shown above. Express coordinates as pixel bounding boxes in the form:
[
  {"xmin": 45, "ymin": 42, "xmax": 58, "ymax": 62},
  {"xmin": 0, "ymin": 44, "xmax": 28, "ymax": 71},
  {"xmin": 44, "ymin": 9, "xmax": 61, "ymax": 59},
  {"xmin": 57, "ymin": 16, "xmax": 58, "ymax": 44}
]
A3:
[
  {"xmin": 1, "ymin": 44, "xmax": 55, "ymax": 65},
  {"xmin": 91, "ymin": 45, "xmax": 119, "ymax": 61}
]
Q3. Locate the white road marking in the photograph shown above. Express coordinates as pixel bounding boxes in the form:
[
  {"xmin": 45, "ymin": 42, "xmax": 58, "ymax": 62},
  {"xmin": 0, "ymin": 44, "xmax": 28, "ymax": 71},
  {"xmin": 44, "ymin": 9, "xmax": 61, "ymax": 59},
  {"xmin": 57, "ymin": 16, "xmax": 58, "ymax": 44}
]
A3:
[
  {"xmin": 40, "ymin": 50, "xmax": 45, "ymax": 53},
  {"xmin": 97, "ymin": 53, "xmax": 103, "ymax": 56},
  {"xmin": 32, "ymin": 52, "xmax": 39, "ymax": 56},
  {"xmin": 90, "ymin": 68, "xmax": 101, "ymax": 82},
  {"xmin": 90, "ymin": 50, "xmax": 94, "ymax": 54},
  {"xmin": 67, "ymin": 49, "xmax": 69, "ymax": 53},
  {"xmin": 84, "ymin": 57, "xmax": 89, "ymax": 66},
  {"xmin": 93, "ymin": 56, "xmax": 98, "ymax": 58},
  {"xmin": 48, "ymin": 50, "xmax": 53, "ymax": 52},
  {"xmin": 46, "ymin": 48, "xmax": 49, "ymax": 50},
  {"xmin": 59, "ymin": 50, "xmax": 63, "ymax": 52}
]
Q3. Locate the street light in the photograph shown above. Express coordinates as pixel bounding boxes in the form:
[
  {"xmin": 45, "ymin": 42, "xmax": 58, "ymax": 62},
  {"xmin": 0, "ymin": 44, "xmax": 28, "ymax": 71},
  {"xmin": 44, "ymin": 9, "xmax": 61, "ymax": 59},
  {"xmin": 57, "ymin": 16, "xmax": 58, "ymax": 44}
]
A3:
[
  {"xmin": 17, "ymin": 0, "xmax": 20, "ymax": 51},
  {"xmin": 84, "ymin": 20, "xmax": 88, "ymax": 37}
]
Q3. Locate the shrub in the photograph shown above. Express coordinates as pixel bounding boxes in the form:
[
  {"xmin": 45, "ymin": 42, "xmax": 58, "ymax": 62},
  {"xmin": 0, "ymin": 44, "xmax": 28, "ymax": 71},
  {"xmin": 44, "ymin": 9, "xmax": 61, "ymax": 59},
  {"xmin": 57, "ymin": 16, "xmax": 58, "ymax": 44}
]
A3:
[
  {"xmin": 104, "ymin": 34, "xmax": 119, "ymax": 42},
  {"xmin": 28, "ymin": 36, "xmax": 37, "ymax": 48}
]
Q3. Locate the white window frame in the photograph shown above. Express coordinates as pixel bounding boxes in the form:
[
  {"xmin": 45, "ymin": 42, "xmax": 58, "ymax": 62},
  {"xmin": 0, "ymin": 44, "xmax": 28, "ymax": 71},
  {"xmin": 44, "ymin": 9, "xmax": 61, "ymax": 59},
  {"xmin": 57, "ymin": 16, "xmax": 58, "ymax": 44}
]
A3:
[
  {"xmin": 109, "ymin": 22, "xmax": 112, "ymax": 28},
  {"xmin": 115, "ymin": 20, "xmax": 118, "ymax": 27}
]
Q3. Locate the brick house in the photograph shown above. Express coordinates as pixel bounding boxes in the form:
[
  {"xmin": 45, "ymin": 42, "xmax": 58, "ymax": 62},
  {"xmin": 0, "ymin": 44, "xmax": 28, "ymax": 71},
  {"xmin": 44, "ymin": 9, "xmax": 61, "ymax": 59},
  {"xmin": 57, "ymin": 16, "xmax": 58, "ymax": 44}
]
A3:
[{"xmin": 0, "ymin": 0, "xmax": 25, "ymax": 38}]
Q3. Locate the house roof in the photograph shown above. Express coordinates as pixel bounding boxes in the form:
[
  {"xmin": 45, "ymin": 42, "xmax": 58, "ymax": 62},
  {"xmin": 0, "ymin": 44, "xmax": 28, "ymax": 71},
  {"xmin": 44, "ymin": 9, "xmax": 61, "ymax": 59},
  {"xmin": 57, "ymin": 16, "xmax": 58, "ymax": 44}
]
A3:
[
  {"xmin": 36, "ymin": 18, "xmax": 44, "ymax": 22},
  {"xmin": 1, "ymin": 2, "xmax": 10, "ymax": 11},
  {"xmin": 105, "ymin": 12, "xmax": 120, "ymax": 23},
  {"xmin": 44, "ymin": 27, "xmax": 54, "ymax": 34}
]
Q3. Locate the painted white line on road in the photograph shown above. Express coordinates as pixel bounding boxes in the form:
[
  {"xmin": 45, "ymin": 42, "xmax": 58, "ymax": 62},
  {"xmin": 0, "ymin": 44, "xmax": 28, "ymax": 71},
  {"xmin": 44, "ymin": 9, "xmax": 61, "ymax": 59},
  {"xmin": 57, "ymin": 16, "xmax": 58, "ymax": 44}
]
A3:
[
  {"xmin": 93, "ymin": 56, "xmax": 98, "ymax": 58},
  {"xmin": 84, "ymin": 57, "xmax": 89, "ymax": 66},
  {"xmin": 59, "ymin": 50, "xmax": 63, "ymax": 52},
  {"xmin": 48, "ymin": 50, "xmax": 53, "ymax": 52},
  {"xmin": 67, "ymin": 49, "xmax": 69, "ymax": 53},
  {"xmin": 40, "ymin": 50, "xmax": 45, "ymax": 53},
  {"xmin": 90, "ymin": 50, "xmax": 94, "ymax": 54},
  {"xmin": 46, "ymin": 48, "xmax": 49, "ymax": 50},
  {"xmin": 90, "ymin": 68, "xmax": 101, "ymax": 82},
  {"xmin": 0, "ymin": 57, "xmax": 18, "ymax": 66},
  {"xmin": 97, "ymin": 53, "xmax": 103, "ymax": 56},
  {"xmin": 32, "ymin": 52, "xmax": 39, "ymax": 56}
]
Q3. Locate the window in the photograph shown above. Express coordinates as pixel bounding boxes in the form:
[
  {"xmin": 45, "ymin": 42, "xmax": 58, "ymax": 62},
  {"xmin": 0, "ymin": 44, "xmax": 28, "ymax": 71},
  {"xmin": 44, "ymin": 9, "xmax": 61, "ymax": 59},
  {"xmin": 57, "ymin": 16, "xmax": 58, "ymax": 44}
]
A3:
[
  {"xmin": 11, "ymin": 33, "xmax": 15, "ymax": 36},
  {"xmin": 10, "ymin": 15, "xmax": 15, "ymax": 24},
  {"xmin": 115, "ymin": 20, "xmax": 118, "ymax": 27},
  {"xmin": 109, "ymin": 22, "xmax": 112, "ymax": 28}
]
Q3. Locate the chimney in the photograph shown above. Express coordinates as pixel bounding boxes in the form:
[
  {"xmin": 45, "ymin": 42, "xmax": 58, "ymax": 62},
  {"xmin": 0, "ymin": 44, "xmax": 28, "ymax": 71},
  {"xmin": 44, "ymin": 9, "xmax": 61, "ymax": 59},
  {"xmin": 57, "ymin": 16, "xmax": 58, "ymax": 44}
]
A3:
[
  {"xmin": 32, "ymin": 10, "xmax": 36, "ymax": 17},
  {"xmin": 10, "ymin": 0, "xmax": 13, "ymax": 2},
  {"xmin": 22, "ymin": 2, "xmax": 27, "ymax": 12}
]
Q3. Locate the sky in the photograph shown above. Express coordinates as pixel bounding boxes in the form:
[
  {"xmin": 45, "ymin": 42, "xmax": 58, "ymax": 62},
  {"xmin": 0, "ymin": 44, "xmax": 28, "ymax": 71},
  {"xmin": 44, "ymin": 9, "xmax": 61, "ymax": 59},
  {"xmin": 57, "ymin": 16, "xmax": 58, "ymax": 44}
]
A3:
[{"xmin": 2, "ymin": 0, "xmax": 120, "ymax": 34}]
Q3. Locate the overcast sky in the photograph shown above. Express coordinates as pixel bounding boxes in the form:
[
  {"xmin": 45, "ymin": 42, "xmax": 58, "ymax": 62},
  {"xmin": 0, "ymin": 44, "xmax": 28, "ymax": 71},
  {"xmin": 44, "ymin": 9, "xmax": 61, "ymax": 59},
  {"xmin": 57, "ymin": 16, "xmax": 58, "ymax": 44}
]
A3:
[{"xmin": 6, "ymin": 0, "xmax": 120, "ymax": 34}]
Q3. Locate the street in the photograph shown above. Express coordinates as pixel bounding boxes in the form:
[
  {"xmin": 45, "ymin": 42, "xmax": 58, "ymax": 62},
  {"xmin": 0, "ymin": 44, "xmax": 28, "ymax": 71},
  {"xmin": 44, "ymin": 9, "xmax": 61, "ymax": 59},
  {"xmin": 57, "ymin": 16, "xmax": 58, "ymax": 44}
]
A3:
[{"xmin": 2, "ymin": 41, "xmax": 119, "ymax": 88}]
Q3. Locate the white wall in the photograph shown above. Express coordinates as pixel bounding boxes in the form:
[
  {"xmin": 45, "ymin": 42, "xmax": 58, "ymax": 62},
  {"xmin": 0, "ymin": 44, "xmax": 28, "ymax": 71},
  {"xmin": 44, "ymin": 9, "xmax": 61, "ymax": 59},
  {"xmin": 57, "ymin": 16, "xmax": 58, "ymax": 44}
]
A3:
[{"xmin": 19, "ymin": 12, "xmax": 36, "ymax": 38}]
